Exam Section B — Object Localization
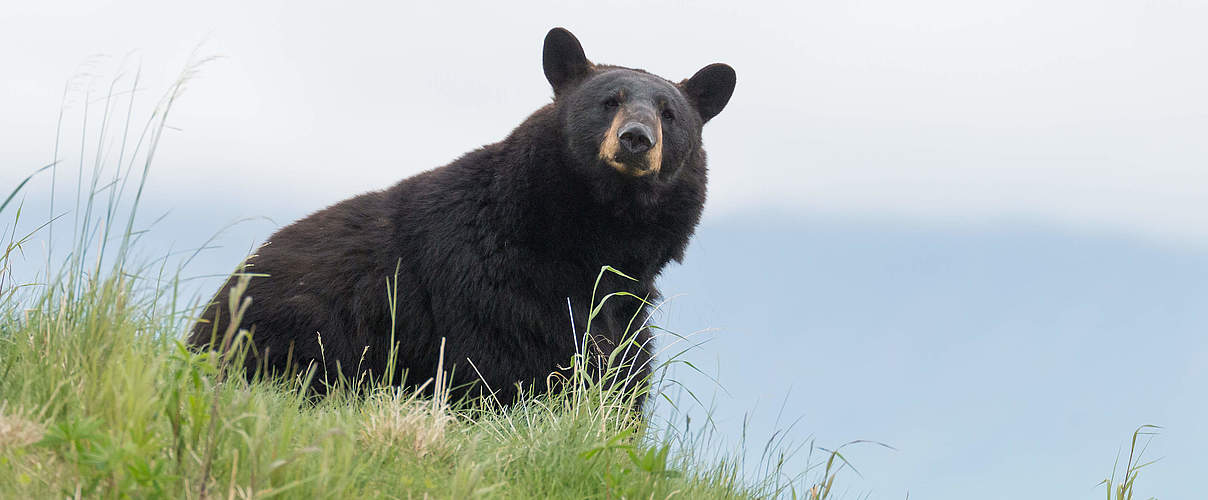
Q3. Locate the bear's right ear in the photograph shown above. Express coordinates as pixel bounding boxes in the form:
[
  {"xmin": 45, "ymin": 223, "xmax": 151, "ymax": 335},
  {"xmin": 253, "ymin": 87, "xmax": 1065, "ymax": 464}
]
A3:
[{"xmin": 543, "ymin": 27, "xmax": 591, "ymax": 96}]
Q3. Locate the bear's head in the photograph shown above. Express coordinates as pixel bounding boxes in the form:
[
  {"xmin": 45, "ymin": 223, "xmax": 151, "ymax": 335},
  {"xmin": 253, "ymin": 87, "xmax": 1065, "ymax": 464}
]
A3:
[{"xmin": 542, "ymin": 27, "xmax": 735, "ymax": 186}]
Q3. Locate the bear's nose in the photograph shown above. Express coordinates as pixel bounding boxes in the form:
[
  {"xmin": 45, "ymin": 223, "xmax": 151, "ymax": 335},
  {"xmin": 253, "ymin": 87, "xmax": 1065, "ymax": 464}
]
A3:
[{"xmin": 618, "ymin": 123, "xmax": 654, "ymax": 155}]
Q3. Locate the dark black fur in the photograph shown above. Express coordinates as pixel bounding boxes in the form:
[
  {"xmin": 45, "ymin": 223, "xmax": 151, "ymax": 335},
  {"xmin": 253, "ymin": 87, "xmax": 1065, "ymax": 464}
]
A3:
[{"xmin": 188, "ymin": 28, "xmax": 735, "ymax": 407}]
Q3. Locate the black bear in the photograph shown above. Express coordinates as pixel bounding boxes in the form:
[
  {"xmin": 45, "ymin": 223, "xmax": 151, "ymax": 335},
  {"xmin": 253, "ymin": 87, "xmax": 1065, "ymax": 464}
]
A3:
[{"xmin": 189, "ymin": 28, "xmax": 735, "ymax": 407}]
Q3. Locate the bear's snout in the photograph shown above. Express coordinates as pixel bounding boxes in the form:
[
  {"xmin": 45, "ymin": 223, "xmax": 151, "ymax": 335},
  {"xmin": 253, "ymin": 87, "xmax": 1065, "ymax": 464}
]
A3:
[
  {"xmin": 618, "ymin": 122, "xmax": 654, "ymax": 154},
  {"xmin": 598, "ymin": 104, "xmax": 664, "ymax": 178}
]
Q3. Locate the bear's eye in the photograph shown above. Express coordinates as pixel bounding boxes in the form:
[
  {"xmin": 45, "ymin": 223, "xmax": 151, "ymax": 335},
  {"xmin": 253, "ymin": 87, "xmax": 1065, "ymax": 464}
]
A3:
[
  {"xmin": 603, "ymin": 97, "xmax": 620, "ymax": 109},
  {"xmin": 661, "ymin": 108, "xmax": 675, "ymax": 121}
]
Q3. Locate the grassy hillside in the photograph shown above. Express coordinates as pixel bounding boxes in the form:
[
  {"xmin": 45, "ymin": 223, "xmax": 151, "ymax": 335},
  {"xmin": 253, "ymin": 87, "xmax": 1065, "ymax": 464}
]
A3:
[
  {"xmin": 0, "ymin": 264, "xmax": 796, "ymax": 498},
  {"xmin": 0, "ymin": 264, "xmax": 800, "ymax": 500}
]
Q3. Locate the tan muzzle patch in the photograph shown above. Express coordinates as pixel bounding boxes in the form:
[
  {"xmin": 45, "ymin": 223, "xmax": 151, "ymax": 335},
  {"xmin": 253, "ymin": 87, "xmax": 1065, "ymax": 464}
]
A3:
[{"xmin": 598, "ymin": 111, "xmax": 663, "ymax": 177}]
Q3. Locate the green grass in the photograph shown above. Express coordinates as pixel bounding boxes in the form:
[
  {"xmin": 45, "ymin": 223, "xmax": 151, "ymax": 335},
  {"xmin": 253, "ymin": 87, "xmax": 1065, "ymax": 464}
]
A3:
[
  {"xmin": 0, "ymin": 60, "xmax": 849, "ymax": 499},
  {"xmin": 0, "ymin": 286, "xmax": 766, "ymax": 500},
  {"xmin": 1099, "ymin": 425, "xmax": 1162, "ymax": 500}
]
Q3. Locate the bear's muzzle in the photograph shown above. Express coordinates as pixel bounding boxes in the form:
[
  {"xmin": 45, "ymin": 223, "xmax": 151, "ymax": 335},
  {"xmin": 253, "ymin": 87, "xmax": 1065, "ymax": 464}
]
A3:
[{"xmin": 598, "ymin": 104, "xmax": 663, "ymax": 177}]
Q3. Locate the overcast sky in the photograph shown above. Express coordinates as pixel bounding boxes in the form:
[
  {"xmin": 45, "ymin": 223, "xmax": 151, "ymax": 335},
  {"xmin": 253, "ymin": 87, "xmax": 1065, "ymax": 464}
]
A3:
[
  {"xmin": 4, "ymin": 1, "xmax": 1208, "ymax": 498},
  {"xmin": 4, "ymin": 0, "xmax": 1208, "ymax": 247}
]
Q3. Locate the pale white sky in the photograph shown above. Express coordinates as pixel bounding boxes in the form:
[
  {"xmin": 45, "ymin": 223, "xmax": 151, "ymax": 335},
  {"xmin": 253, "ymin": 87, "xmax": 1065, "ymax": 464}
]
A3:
[{"xmin": 3, "ymin": 0, "xmax": 1207, "ymax": 246}]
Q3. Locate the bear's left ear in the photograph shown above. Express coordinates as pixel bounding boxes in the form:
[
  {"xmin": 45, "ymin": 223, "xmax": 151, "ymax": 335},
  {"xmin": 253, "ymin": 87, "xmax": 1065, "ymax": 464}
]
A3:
[
  {"xmin": 543, "ymin": 27, "xmax": 592, "ymax": 96},
  {"xmin": 682, "ymin": 63, "xmax": 736, "ymax": 124}
]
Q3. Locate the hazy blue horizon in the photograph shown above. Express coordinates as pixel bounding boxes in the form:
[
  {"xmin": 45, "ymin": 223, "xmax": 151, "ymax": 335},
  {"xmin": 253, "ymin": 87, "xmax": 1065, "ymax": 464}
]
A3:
[{"xmin": 656, "ymin": 213, "xmax": 1207, "ymax": 498}]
